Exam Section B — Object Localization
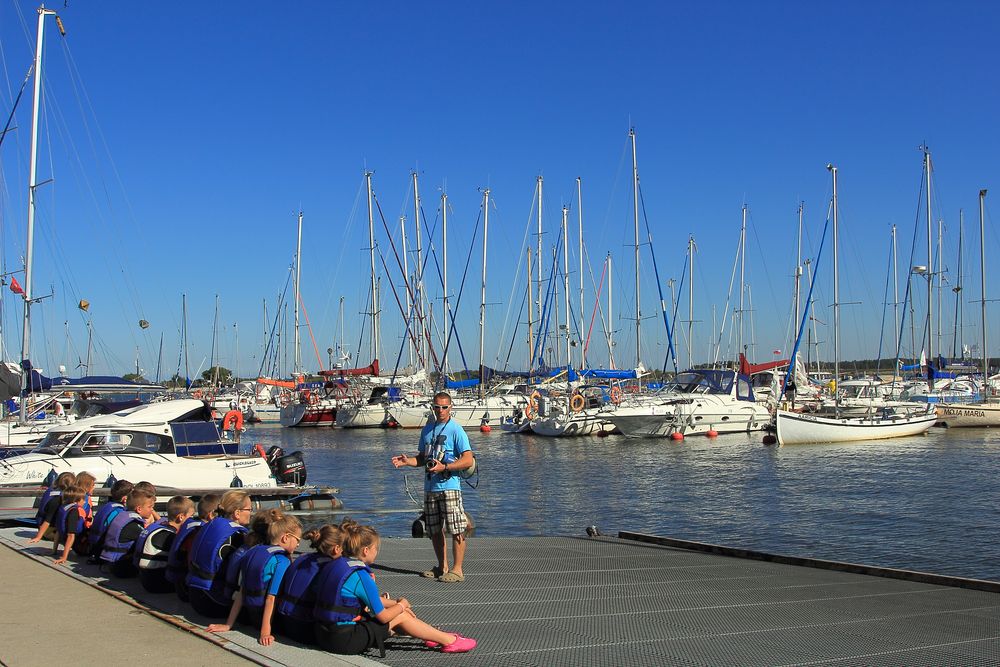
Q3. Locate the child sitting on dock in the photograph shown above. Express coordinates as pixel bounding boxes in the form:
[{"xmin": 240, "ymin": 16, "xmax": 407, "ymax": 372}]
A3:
[
  {"xmin": 207, "ymin": 510, "xmax": 303, "ymax": 645},
  {"xmin": 313, "ymin": 523, "xmax": 477, "ymax": 656},
  {"xmin": 52, "ymin": 485, "xmax": 87, "ymax": 565},
  {"xmin": 166, "ymin": 494, "xmax": 220, "ymax": 602},
  {"xmin": 274, "ymin": 522, "xmax": 347, "ymax": 645},
  {"xmin": 135, "ymin": 495, "xmax": 196, "ymax": 593},
  {"xmin": 133, "ymin": 481, "xmax": 162, "ymax": 522},
  {"xmin": 186, "ymin": 490, "xmax": 251, "ymax": 618},
  {"xmin": 99, "ymin": 488, "xmax": 157, "ymax": 577},
  {"xmin": 28, "ymin": 471, "xmax": 76, "ymax": 543},
  {"xmin": 76, "ymin": 472, "xmax": 97, "ymax": 538},
  {"xmin": 87, "ymin": 479, "xmax": 134, "ymax": 563}
]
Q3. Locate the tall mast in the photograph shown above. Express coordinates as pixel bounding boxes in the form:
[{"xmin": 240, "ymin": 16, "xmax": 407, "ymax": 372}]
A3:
[
  {"xmin": 577, "ymin": 178, "xmax": 584, "ymax": 370},
  {"xmin": 979, "ymin": 189, "xmax": 988, "ymax": 385},
  {"xmin": 536, "ymin": 176, "xmax": 543, "ymax": 327},
  {"xmin": 630, "ymin": 127, "xmax": 641, "ymax": 368},
  {"xmin": 937, "ymin": 217, "xmax": 944, "ymax": 359},
  {"xmin": 737, "ymin": 204, "xmax": 747, "ymax": 363},
  {"xmin": 365, "ymin": 172, "xmax": 379, "ymax": 364},
  {"xmin": 441, "ymin": 192, "xmax": 449, "ymax": 376},
  {"xmin": 828, "ymin": 164, "xmax": 840, "ymax": 410},
  {"xmin": 20, "ymin": 7, "xmax": 60, "ymax": 422},
  {"xmin": 478, "ymin": 189, "xmax": 490, "ymax": 400},
  {"xmin": 688, "ymin": 235, "xmax": 695, "ymax": 370},
  {"xmin": 562, "ymin": 206, "xmax": 571, "ymax": 368},
  {"xmin": 182, "ymin": 294, "xmax": 190, "ymax": 388},
  {"xmin": 923, "ymin": 146, "xmax": 934, "ymax": 390},
  {"xmin": 953, "ymin": 211, "xmax": 964, "ymax": 359},
  {"xmin": 793, "ymin": 203, "xmax": 804, "ymax": 348},
  {"xmin": 892, "ymin": 225, "xmax": 899, "ymax": 354},
  {"xmin": 608, "ymin": 253, "xmax": 615, "ymax": 369},
  {"xmin": 412, "ymin": 172, "xmax": 425, "ymax": 368},
  {"xmin": 526, "ymin": 249, "xmax": 533, "ymax": 371},
  {"xmin": 211, "ymin": 295, "xmax": 220, "ymax": 386},
  {"xmin": 293, "ymin": 211, "xmax": 303, "ymax": 375},
  {"xmin": 400, "ymin": 215, "xmax": 413, "ymax": 368}
]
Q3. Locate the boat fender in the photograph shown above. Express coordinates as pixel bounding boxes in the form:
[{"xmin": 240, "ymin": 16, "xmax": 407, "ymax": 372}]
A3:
[{"xmin": 254, "ymin": 444, "xmax": 268, "ymax": 459}]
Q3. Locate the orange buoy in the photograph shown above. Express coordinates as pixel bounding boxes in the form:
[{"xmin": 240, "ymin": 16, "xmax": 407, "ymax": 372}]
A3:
[
  {"xmin": 706, "ymin": 429, "xmax": 719, "ymax": 438},
  {"xmin": 670, "ymin": 432, "xmax": 684, "ymax": 441},
  {"xmin": 480, "ymin": 424, "xmax": 492, "ymax": 433}
]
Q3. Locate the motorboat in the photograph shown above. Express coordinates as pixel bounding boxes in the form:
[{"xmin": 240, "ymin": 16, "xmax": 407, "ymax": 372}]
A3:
[
  {"xmin": 605, "ymin": 370, "xmax": 771, "ymax": 438},
  {"xmin": 0, "ymin": 399, "xmax": 307, "ymax": 510}
]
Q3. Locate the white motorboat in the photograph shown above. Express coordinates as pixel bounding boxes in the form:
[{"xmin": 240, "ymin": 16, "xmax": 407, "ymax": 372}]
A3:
[
  {"xmin": 606, "ymin": 370, "xmax": 771, "ymax": 438},
  {"xmin": 0, "ymin": 399, "xmax": 306, "ymax": 510}
]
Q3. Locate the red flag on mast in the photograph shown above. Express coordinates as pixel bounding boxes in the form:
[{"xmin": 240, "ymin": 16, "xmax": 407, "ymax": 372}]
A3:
[{"xmin": 9, "ymin": 276, "xmax": 24, "ymax": 296}]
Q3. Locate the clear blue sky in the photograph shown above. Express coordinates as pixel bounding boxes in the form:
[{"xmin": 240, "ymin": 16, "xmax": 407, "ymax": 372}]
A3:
[{"xmin": 1, "ymin": 1, "xmax": 998, "ymax": 380}]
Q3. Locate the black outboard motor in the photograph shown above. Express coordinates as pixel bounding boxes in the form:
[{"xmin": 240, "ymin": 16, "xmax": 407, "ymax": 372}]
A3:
[
  {"xmin": 265, "ymin": 446, "xmax": 284, "ymax": 468},
  {"xmin": 273, "ymin": 451, "xmax": 307, "ymax": 485}
]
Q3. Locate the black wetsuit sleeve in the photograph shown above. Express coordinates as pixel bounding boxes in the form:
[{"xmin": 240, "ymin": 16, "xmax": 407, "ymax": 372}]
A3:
[
  {"xmin": 150, "ymin": 530, "xmax": 175, "ymax": 551},
  {"xmin": 119, "ymin": 522, "xmax": 143, "ymax": 543},
  {"xmin": 43, "ymin": 497, "xmax": 61, "ymax": 523}
]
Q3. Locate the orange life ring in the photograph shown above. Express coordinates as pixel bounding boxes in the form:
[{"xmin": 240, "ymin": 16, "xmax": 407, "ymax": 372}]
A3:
[
  {"xmin": 570, "ymin": 393, "xmax": 585, "ymax": 413},
  {"xmin": 610, "ymin": 386, "xmax": 623, "ymax": 405},
  {"xmin": 525, "ymin": 390, "xmax": 541, "ymax": 420},
  {"xmin": 254, "ymin": 443, "xmax": 268, "ymax": 459},
  {"xmin": 222, "ymin": 410, "xmax": 244, "ymax": 431}
]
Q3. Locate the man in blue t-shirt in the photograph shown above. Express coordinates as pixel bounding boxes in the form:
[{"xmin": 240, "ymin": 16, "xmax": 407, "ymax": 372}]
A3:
[{"xmin": 391, "ymin": 391, "xmax": 473, "ymax": 582}]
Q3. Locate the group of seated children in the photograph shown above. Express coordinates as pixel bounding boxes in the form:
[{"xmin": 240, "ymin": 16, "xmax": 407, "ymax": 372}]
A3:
[{"xmin": 30, "ymin": 482, "xmax": 476, "ymax": 656}]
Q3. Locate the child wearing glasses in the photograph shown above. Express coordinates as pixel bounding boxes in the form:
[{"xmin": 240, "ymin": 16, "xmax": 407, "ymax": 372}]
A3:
[
  {"xmin": 207, "ymin": 510, "xmax": 303, "ymax": 646},
  {"xmin": 186, "ymin": 490, "xmax": 251, "ymax": 618}
]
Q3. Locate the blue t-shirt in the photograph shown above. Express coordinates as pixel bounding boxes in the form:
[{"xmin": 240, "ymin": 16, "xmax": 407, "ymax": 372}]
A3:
[
  {"xmin": 340, "ymin": 568, "xmax": 384, "ymax": 623},
  {"xmin": 418, "ymin": 418, "xmax": 471, "ymax": 493},
  {"xmin": 262, "ymin": 553, "xmax": 291, "ymax": 596}
]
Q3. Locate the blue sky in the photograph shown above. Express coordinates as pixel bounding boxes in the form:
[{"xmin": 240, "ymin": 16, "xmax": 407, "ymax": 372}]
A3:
[{"xmin": 1, "ymin": 1, "xmax": 998, "ymax": 379}]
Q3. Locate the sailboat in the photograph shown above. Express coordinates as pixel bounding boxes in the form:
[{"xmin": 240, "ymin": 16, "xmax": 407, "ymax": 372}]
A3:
[
  {"xmin": 775, "ymin": 164, "xmax": 937, "ymax": 445},
  {"xmin": 935, "ymin": 189, "xmax": 1000, "ymax": 427}
]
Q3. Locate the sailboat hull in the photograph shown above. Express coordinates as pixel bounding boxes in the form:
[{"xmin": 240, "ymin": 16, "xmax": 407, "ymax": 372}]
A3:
[
  {"xmin": 775, "ymin": 408, "xmax": 937, "ymax": 445},
  {"xmin": 935, "ymin": 402, "xmax": 1000, "ymax": 428},
  {"xmin": 280, "ymin": 402, "xmax": 336, "ymax": 427}
]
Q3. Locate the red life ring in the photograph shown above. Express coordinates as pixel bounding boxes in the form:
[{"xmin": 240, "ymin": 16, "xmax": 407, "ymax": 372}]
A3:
[
  {"xmin": 222, "ymin": 409, "xmax": 244, "ymax": 431},
  {"xmin": 524, "ymin": 390, "xmax": 541, "ymax": 420},
  {"xmin": 610, "ymin": 386, "xmax": 623, "ymax": 405}
]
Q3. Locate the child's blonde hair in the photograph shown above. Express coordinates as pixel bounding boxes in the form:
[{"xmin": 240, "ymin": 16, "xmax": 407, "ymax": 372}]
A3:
[
  {"xmin": 127, "ymin": 488, "xmax": 156, "ymax": 510},
  {"xmin": 217, "ymin": 490, "xmax": 249, "ymax": 518},
  {"xmin": 303, "ymin": 524, "xmax": 346, "ymax": 557},
  {"xmin": 76, "ymin": 472, "xmax": 97, "ymax": 492},
  {"xmin": 343, "ymin": 523, "xmax": 379, "ymax": 558},
  {"xmin": 266, "ymin": 513, "xmax": 303, "ymax": 544}
]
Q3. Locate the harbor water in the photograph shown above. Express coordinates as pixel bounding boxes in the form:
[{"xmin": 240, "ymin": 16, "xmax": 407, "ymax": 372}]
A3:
[{"xmin": 249, "ymin": 424, "xmax": 1000, "ymax": 582}]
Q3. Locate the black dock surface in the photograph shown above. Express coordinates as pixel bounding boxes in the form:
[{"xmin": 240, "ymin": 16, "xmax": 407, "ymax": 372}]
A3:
[{"xmin": 3, "ymin": 527, "xmax": 999, "ymax": 666}]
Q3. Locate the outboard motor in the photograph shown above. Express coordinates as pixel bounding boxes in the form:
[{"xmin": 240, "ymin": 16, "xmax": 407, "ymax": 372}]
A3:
[
  {"xmin": 265, "ymin": 445, "xmax": 284, "ymax": 468},
  {"xmin": 273, "ymin": 451, "xmax": 306, "ymax": 485}
]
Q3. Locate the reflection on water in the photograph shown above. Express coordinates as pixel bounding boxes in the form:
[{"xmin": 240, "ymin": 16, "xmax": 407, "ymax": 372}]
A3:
[{"xmin": 247, "ymin": 425, "xmax": 1000, "ymax": 581}]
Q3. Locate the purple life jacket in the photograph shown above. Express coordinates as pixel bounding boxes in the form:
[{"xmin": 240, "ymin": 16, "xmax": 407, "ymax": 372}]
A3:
[{"xmin": 99, "ymin": 510, "xmax": 144, "ymax": 563}]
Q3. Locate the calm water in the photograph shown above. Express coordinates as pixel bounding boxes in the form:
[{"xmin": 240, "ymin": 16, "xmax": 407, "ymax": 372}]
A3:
[{"xmin": 248, "ymin": 424, "xmax": 1000, "ymax": 582}]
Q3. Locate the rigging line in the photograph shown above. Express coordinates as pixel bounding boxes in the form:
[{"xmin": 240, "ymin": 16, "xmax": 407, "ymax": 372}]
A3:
[
  {"xmin": 438, "ymin": 208, "xmax": 481, "ymax": 381},
  {"xmin": 636, "ymin": 183, "xmax": 677, "ymax": 372},
  {"xmin": 783, "ymin": 215, "xmax": 831, "ymax": 394},
  {"xmin": 411, "ymin": 202, "xmax": 442, "ymax": 372},
  {"xmin": 373, "ymin": 241, "xmax": 425, "ymax": 374},
  {"xmin": 296, "ymin": 291, "xmax": 326, "ymax": 372},
  {"xmin": 531, "ymin": 228, "xmax": 564, "ymax": 370},
  {"xmin": 875, "ymin": 234, "xmax": 893, "ymax": 374},
  {"xmin": 317, "ymin": 180, "xmax": 366, "ymax": 334},
  {"xmin": 712, "ymin": 218, "xmax": 743, "ymax": 366},
  {"xmin": 0, "ymin": 64, "xmax": 31, "ymax": 150},
  {"xmin": 255, "ymin": 266, "xmax": 294, "ymax": 378},
  {"xmin": 583, "ymin": 257, "xmax": 608, "ymax": 364},
  {"xmin": 744, "ymin": 208, "xmax": 783, "ymax": 329},
  {"xmin": 371, "ymin": 191, "xmax": 428, "ymax": 368},
  {"xmin": 501, "ymin": 274, "xmax": 529, "ymax": 372}
]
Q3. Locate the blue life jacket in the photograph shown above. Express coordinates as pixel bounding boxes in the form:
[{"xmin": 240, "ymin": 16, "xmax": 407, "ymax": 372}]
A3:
[
  {"xmin": 133, "ymin": 519, "xmax": 174, "ymax": 570},
  {"xmin": 87, "ymin": 501, "xmax": 125, "ymax": 554},
  {"xmin": 221, "ymin": 543, "xmax": 249, "ymax": 601},
  {"xmin": 313, "ymin": 557, "xmax": 371, "ymax": 624},
  {"xmin": 240, "ymin": 545, "xmax": 289, "ymax": 610},
  {"xmin": 276, "ymin": 553, "xmax": 332, "ymax": 621},
  {"xmin": 55, "ymin": 501, "xmax": 85, "ymax": 545},
  {"xmin": 100, "ymin": 510, "xmax": 144, "ymax": 563},
  {"xmin": 34, "ymin": 489, "xmax": 61, "ymax": 524},
  {"xmin": 165, "ymin": 517, "xmax": 204, "ymax": 584},
  {"xmin": 186, "ymin": 517, "xmax": 247, "ymax": 592}
]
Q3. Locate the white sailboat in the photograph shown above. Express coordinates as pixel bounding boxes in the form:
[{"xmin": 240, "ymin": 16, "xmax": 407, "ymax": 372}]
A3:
[
  {"xmin": 776, "ymin": 163, "xmax": 937, "ymax": 445},
  {"xmin": 935, "ymin": 189, "xmax": 1000, "ymax": 427}
]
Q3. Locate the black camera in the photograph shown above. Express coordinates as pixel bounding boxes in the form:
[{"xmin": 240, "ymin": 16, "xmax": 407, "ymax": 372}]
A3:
[{"xmin": 425, "ymin": 458, "xmax": 438, "ymax": 471}]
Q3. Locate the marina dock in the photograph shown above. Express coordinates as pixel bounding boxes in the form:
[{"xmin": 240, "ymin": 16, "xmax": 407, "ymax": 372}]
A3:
[{"xmin": 2, "ymin": 525, "xmax": 999, "ymax": 666}]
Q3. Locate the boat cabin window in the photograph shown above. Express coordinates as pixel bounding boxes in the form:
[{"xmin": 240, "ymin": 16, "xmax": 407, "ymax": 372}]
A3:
[
  {"xmin": 64, "ymin": 430, "xmax": 173, "ymax": 457},
  {"xmin": 31, "ymin": 431, "xmax": 80, "ymax": 454}
]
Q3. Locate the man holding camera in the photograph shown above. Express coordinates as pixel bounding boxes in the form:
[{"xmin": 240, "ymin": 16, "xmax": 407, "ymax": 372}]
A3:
[{"xmin": 391, "ymin": 391, "xmax": 473, "ymax": 582}]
